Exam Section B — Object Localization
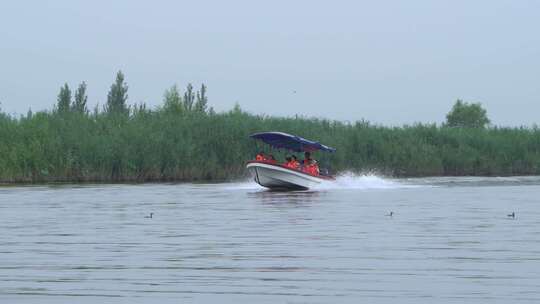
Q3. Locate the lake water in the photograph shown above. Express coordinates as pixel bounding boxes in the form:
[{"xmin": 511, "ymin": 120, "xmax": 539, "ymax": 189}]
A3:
[{"xmin": 2, "ymin": 175, "xmax": 540, "ymax": 303}]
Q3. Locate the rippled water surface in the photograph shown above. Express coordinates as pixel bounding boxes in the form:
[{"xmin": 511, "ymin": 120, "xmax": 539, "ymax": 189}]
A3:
[{"xmin": 2, "ymin": 175, "xmax": 540, "ymax": 303}]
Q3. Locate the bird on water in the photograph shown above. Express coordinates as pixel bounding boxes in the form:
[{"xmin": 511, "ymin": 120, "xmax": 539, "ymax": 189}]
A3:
[
  {"xmin": 507, "ymin": 212, "xmax": 515, "ymax": 218},
  {"xmin": 145, "ymin": 213, "xmax": 153, "ymax": 219},
  {"xmin": 386, "ymin": 211, "xmax": 394, "ymax": 217}
]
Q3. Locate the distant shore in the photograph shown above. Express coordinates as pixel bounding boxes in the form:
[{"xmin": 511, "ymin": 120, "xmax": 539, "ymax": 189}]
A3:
[
  {"xmin": 2, "ymin": 104, "xmax": 540, "ymax": 184},
  {"xmin": 3, "ymin": 172, "xmax": 540, "ymax": 186},
  {"xmin": 2, "ymin": 74, "xmax": 540, "ymax": 183}
]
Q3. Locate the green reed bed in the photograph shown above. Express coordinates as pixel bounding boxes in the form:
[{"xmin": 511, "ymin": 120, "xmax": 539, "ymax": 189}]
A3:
[
  {"xmin": 1, "ymin": 73, "xmax": 539, "ymax": 183},
  {"xmin": 2, "ymin": 107, "xmax": 540, "ymax": 183}
]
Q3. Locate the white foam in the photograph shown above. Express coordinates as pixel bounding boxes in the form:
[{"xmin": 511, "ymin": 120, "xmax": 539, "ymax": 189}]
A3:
[
  {"xmin": 314, "ymin": 172, "xmax": 407, "ymax": 190},
  {"xmin": 221, "ymin": 172, "xmax": 411, "ymax": 191}
]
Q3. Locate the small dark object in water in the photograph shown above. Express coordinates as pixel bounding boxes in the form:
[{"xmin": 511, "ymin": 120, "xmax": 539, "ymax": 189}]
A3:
[
  {"xmin": 145, "ymin": 213, "xmax": 153, "ymax": 219},
  {"xmin": 507, "ymin": 212, "xmax": 515, "ymax": 218},
  {"xmin": 386, "ymin": 211, "xmax": 393, "ymax": 217}
]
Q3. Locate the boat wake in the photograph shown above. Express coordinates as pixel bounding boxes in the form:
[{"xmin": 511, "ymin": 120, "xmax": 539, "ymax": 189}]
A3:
[
  {"xmin": 223, "ymin": 172, "xmax": 412, "ymax": 191},
  {"xmin": 314, "ymin": 172, "xmax": 409, "ymax": 190},
  {"xmin": 222, "ymin": 174, "xmax": 540, "ymax": 192}
]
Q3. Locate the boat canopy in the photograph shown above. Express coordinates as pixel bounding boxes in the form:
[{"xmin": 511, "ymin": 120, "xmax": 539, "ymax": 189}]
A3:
[{"xmin": 250, "ymin": 132, "xmax": 336, "ymax": 153}]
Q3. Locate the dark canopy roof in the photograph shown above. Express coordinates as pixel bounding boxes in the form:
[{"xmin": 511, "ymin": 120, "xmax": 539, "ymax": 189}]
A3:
[{"xmin": 250, "ymin": 132, "xmax": 336, "ymax": 153}]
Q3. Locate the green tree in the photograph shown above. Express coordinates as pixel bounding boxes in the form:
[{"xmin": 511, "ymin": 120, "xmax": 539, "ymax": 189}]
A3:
[
  {"xmin": 105, "ymin": 71, "xmax": 129, "ymax": 114},
  {"xmin": 183, "ymin": 83, "xmax": 194, "ymax": 112},
  {"xmin": 73, "ymin": 81, "xmax": 88, "ymax": 114},
  {"xmin": 445, "ymin": 99, "xmax": 490, "ymax": 128},
  {"xmin": 56, "ymin": 83, "xmax": 72, "ymax": 114},
  {"xmin": 194, "ymin": 84, "xmax": 208, "ymax": 113},
  {"xmin": 163, "ymin": 84, "xmax": 183, "ymax": 113}
]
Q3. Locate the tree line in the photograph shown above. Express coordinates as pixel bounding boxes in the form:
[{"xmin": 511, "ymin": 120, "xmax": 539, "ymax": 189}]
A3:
[
  {"xmin": 53, "ymin": 71, "xmax": 211, "ymax": 116},
  {"xmin": 0, "ymin": 71, "xmax": 539, "ymax": 183}
]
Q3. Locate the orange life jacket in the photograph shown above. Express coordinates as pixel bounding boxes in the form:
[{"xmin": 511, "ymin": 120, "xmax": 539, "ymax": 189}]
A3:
[
  {"xmin": 285, "ymin": 161, "xmax": 299, "ymax": 169},
  {"xmin": 303, "ymin": 160, "xmax": 319, "ymax": 176},
  {"xmin": 302, "ymin": 162, "xmax": 311, "ymax": 173},
  {"xmin": 311, "ymin": 163, "xmax": 320, "ymax": 175}
]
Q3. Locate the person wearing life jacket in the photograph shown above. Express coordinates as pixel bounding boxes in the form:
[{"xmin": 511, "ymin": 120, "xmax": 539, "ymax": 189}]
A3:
[
  {"xmin": 290, "ymin": 155, "xmax": 300, "ymax": 169},
  {"xmin": 302, "ymin": 152, "xmax": 320, "ymax": 175},
  {"xmin": 302, "ymin": 152, "xmax": 313, "ymax": 173},
  {"xmin": 255, "ymin": 151, "xmax": 266, "ymax": 161},
  {"xmin": 284, "ymin": 156, "xmax": 294, "ymax": 168},
  {"xmin": 302, "ymin": 152, "xmax": 312, "ymax": 168},
  {"xmin": 308, "ymin": 159, "xmax": 320, "ymax": 176},
  {"xmin": 283, "ymin": 155, "xmax": 299, "ymax": 169}
]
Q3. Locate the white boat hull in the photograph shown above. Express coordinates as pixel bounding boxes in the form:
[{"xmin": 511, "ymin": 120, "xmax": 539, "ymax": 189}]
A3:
[{"xmin": 246, "ymin": 162, "xmax": 332, "ymax": 190}]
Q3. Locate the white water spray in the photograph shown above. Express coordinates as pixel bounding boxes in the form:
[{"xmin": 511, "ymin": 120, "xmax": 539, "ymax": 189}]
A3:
[
  {"xmin": 223, "ymin": 172, "xmax": 411, "ymax": 191},
  {"xmin": 314, "ymin": 172, "xmax": 407, "ymax": 190}
]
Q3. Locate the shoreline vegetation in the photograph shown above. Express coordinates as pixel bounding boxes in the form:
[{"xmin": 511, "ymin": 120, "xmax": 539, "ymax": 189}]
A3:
[{"xmin": 2, "ymin": 71, "xmax": 540, "ymax": 184}]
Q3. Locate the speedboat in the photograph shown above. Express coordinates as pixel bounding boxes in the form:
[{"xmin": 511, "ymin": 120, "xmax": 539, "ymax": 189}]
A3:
[{"xmin": 246, "ymin": 132, "xmax": 336, "ymax": 190}]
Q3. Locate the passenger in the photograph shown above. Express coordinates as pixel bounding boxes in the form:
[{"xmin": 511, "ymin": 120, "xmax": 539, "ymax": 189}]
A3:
[
  {"xmin": 255, "ymin": 151, "xmax": 266, "ymax": 161},
  {"xmin": 290, "ymin": 155, "xmax": 300, "ymax": 169},
  {"xmin": 284, "ymin": 156, "xmax": 293, "ymax": 168},
  {"xmin": 302, "ymin": 152, "xmax": 312, "ymax": 168},
  {"xmin": 309, "ymin": 159, "xmax": 320, "ymax": 176},
  {"xmin": 302, "ymin": 152, "xmax": 319, "ymax": 175},
  {"xmin": 283, "ymin": 156, "xmax": 298, "ymax": 169}
]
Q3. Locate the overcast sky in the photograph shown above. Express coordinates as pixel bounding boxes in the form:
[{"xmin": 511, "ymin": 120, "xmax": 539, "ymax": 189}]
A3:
[{"xmin": 1, "ymin": 0, "xmax": 539, "ymax": 125}]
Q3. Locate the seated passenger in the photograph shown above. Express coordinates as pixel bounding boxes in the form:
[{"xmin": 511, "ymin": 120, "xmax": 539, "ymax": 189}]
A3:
[
  {"xmin": 302, "ymin": 152, "xmax": 312, "ymax": 169},
  {"xmin": 284, "ymin": 156, "xmax": 299, "ymax": 169},
  {"xmin": 255, "ymin": 151, "xmax": 266, "ymax": 161},
  {"xmin": 309, "ymin": 159, "xmax": 320, "ymax": 176},
  {"xmin": 302, "ymin": 152, "xmax": 320, "ymax": 175},
  {"xmin": 284, "ymin": 156, "xmax": 293, "ymax": 167},
  {"xmin": 290, "ymin": 155, "xmax": 300, "ymax": 169}
]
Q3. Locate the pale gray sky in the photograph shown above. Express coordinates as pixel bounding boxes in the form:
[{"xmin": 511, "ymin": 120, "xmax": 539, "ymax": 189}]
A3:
[{"xmin": 1, "ymin": 0, "xmax": 539, "ymax": 125}]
